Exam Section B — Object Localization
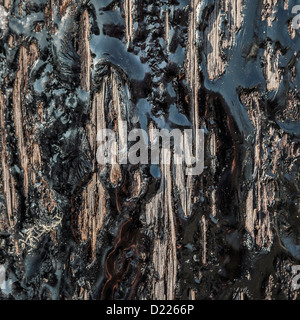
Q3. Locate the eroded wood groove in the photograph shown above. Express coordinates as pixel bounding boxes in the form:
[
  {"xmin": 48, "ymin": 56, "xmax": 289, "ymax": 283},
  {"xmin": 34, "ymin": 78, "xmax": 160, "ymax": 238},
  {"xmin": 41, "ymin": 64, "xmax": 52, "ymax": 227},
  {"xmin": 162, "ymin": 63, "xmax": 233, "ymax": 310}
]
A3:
[
  {"xmin": 78, "ymin": 9, "xmax": 91, "ymax": 92},
  {"xmin": 145, "ymin": 123, "xmax": 177, "ymax": 300},
  {"xmin": 204, "ymin": 0, "xmax": 243, "ymax": 80},
  {"xmin": 0, "ymin": 91, "xmax": 15, "ymax": 229},
  {"xmin": 12, "ymin": 45, "xmax": 38, "ymax": 197},
  {"xmin": 124, "ymin": 0, "xmax": 133, "ymax": 47}
]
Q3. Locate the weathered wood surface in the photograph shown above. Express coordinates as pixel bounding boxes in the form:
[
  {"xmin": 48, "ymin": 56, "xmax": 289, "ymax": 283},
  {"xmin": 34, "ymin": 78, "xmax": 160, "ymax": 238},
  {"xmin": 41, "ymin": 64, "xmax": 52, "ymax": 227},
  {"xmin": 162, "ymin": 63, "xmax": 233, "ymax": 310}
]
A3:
[{"xmin": 0, "ymin": 0, "xmax": 299, "ymax": 300}]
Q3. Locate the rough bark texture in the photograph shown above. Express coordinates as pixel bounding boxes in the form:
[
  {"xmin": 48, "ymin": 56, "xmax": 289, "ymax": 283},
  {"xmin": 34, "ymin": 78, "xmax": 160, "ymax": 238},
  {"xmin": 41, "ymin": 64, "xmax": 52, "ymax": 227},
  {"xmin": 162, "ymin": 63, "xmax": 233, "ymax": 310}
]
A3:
[{"xmin": 0, "ymin": 0, "xmax": 299, "ymax": 300}]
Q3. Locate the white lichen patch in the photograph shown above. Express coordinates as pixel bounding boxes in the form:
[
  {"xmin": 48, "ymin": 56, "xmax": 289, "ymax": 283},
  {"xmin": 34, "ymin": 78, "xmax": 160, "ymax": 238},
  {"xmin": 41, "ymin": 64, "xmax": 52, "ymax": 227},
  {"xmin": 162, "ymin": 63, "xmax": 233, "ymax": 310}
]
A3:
[
  {"xmin": 0, "ymin": 5, "xmax": 8, "ymax": 31},
  {"xmin": 19, "ymin": 214, "xmax": 63, "ymax": 251}
]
